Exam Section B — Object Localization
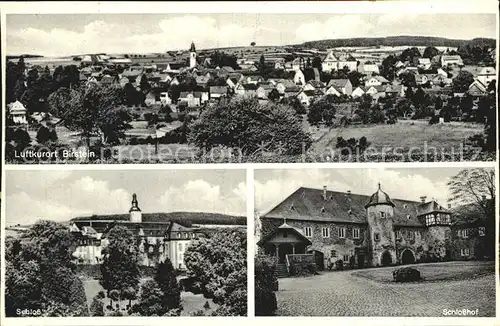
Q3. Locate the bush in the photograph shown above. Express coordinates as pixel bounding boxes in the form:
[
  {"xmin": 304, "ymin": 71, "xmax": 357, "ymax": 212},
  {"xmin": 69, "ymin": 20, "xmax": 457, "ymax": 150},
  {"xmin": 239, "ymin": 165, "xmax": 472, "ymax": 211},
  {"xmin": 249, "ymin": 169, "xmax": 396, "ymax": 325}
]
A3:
[
  {"xmin": 90, "ymin": 296, "xmax": 105, "ymax": 316},
  {"xmin": 255, "ymin": 256, "xmax": 278, "ymax": 316},
  {"xmin": 392, "ymin": 267, "xmax": 421, "ymax": 282},
  {"xmin": 429, "ymin": 115, "xmax": 439, "ymax": 125},
  {"xmin": 335, "ymin": 259, "xmax": 344, "ymax": 271}
]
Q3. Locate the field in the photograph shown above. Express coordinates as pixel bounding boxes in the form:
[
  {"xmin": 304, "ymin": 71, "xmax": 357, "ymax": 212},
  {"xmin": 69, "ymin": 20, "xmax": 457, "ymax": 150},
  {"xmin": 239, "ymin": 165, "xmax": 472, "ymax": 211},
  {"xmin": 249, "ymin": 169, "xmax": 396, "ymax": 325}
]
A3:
[
  {"xmin": 311, "ymin": 119, "xmax": 483, "ymax": 155},
  {"xmin": 82, "ymin": 278, "xmax": 218, "ymax": 316}
]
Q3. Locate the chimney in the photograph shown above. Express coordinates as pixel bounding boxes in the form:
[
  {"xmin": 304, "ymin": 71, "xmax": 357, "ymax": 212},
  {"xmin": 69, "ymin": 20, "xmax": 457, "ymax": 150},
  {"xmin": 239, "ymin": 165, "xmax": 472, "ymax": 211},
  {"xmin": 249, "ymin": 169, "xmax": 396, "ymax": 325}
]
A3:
[
  {"xmin": 420, "ymin": 196, "xmax": 427, "ymax": 204},
  {"xmin": 482, "ymin": 195, "xmax": 487, "ymax": 201},
  {"xmin": 447, "ymin": 203, "xmax": 451, "ymax": 209},
  {"xmin": 323, "ymin": 185, "xmax": 327, "ymax": 200},
  {"xmin": 347, "ymin": 190, "xmax": 351, "ymax": 196}
]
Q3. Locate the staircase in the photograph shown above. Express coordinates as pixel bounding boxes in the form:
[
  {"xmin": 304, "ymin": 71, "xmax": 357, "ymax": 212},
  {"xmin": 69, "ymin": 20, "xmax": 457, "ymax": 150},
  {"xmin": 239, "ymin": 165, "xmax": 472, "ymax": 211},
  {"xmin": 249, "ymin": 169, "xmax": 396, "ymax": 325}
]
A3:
[{"xmin": 275, "ymin": 263, "xmax": 289, "ymax": 278}]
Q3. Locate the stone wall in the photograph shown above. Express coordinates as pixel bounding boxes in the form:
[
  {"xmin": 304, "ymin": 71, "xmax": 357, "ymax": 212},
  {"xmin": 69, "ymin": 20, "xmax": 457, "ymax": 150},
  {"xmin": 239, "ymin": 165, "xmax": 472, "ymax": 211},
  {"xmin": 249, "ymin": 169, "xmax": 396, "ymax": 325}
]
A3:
[
  {"xmin": 394, "ymin": 227, "xmax": 428, "ymax": 263},
  {"xmin": 260, "ymin": 217, "xmax": 368, "ymax": 267}
]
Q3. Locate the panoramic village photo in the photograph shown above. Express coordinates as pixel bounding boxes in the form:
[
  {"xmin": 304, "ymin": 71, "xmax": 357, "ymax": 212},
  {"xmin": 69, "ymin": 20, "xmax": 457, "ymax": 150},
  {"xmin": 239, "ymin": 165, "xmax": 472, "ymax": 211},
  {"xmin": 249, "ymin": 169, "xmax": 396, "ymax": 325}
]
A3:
[
  {"xmin": 4, "ymin": 13, "xmax": 497, "ymax": 163},
  {"xmin": 254, "ymin": 167, "xmax": 496, "ymax": 316},
  {"xmin": 4, "ymin": 169, "xmax": 247, "ymax": 317}
]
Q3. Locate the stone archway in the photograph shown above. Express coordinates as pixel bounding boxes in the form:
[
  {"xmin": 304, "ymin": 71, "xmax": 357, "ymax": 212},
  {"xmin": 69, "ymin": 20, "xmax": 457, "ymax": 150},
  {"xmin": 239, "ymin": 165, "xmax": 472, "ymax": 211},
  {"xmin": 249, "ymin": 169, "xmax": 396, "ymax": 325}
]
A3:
[
  {"xmin": 401, "ymin": 249, "xmax": 416, "ymax": 265},
  {"xmin": 381, "ymin": 250, "xmax": 392, "ymax": 266}
]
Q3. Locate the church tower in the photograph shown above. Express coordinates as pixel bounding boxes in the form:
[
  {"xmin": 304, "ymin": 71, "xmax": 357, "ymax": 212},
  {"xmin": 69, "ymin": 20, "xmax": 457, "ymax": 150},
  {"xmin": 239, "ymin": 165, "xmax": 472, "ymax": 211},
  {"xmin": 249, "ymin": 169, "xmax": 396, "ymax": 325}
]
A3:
[
  {"xmin": 129, "ymin": 193, "xmax": 142, "ymax": 223},
  {"xmin": 189, "ymin": 41, "xmax": 197, "ymax": 69},
  {"xmin": 365, "ymin": 183, "xmax": 396, "ymax": 267}
]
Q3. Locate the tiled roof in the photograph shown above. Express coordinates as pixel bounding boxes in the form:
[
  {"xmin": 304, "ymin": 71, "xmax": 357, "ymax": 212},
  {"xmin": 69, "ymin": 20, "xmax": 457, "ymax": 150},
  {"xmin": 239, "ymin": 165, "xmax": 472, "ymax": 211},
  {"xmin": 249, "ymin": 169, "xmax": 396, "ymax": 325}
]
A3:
[{"xmin": 262, "ymin": 186, "xmax": 453, "ymax": 227}]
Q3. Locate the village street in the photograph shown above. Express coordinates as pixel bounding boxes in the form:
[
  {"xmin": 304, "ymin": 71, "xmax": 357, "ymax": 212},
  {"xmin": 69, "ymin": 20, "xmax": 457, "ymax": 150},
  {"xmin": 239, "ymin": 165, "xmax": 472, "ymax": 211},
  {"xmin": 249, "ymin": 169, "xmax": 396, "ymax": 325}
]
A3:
[{"xmin": 276, "ymin": 262, "xmax": 495, "ymax": 317}]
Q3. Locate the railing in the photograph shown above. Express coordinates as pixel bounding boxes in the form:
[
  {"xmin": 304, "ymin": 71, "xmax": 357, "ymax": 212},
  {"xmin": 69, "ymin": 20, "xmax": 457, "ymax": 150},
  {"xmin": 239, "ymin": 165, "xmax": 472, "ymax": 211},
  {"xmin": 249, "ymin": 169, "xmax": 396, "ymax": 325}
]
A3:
[{"xmin": 287, "ymin": 254, "xmax": 315, "ymax": 264}]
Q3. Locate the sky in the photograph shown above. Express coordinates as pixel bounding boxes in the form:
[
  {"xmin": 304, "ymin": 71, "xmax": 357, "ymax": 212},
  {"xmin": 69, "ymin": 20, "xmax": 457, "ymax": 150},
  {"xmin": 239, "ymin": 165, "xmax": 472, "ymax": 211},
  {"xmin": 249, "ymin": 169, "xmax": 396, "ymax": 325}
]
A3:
[
  {"xmin": 6, "ymin": 13, "xmax": 497, "ymax": 56},
  {"xmin": 255, "ymin": 167, "xmax": 494, "ymax": 214},
  {"xmin": 5, "ymin": 169, "xmax": 246, "ymax": 226}
]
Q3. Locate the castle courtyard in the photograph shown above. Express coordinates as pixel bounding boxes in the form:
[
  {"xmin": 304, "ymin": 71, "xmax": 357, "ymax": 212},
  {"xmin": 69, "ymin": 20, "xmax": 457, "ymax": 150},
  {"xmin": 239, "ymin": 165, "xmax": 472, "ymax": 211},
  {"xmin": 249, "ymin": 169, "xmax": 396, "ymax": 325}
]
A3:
[{"xmin": 276, "ymin": 261, "xmax": 495, "ymax": 317}]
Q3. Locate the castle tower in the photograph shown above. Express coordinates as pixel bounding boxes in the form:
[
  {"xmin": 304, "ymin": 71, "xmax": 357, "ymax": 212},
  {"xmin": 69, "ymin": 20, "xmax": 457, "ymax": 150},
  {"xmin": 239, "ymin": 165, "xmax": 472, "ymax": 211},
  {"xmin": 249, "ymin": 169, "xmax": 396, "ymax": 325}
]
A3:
[
  {"xmin": 365, "ymin": 183, "xmax": 397, "ymax": 267},
  {"xmin": 418, "ymin": 198, "xmax": 452, "ymax": 260},
  {"xmin": 129, "ymin": 193, "xmax": 142, "ymax": 223},
  {"xmin": 189, "ymin": 41, "xmax": 197, "ymax": 69}
]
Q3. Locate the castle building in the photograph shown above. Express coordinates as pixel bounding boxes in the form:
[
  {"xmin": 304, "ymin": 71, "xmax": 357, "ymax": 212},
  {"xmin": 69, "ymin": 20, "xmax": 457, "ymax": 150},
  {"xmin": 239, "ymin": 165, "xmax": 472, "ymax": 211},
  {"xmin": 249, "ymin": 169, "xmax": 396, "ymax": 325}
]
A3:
[
  {"xmin": 71, "ymin": 193, "xmax": 201, "ymax": 269},
  {"xmin": 189, "ymin": 41, "xmax": 197, "ymax": 69},
  {"xmin": 258, "ymin": 184, "xmax": 491, "ymax": 272}
]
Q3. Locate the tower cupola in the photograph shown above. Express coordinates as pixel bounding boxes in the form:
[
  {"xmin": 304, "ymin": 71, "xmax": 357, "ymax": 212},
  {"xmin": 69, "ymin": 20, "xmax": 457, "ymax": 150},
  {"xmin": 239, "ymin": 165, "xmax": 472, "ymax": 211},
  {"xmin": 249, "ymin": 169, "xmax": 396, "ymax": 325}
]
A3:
[
  {"xmin": 129, "ymin": 193, "xmax": 142, "ymax": 222},
  {"xmin": 365, "ymin": 183, "xmax": 395, "ymax": 209}
]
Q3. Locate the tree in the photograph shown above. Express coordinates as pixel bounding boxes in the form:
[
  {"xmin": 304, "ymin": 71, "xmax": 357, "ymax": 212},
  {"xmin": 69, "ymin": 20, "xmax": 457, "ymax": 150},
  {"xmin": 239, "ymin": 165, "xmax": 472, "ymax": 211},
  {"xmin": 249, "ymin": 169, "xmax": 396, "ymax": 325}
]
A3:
[
  {"xmin": 109, "ymin": 289, "xmax": 120, "ymax": 310},
  {"xmin": 280, "ymin": 96, "xmax": 306, "ymax": 115},
  {"xmin": 184, "ymin": 230, "xmax": 247, "ymax": 316},
  {"xmin": 155, "ymin": 259, "xmax": 182, "ymax": 312},
  {"xmin": 139, "ymin": 74, "xmax": 151, "ymax": 93},
  {"xmin": 5, "ymin": 221, "xmax": 88, "ymax": 317},
  {"xmin": 268, "ymin": 89, "xmax": 280, "ymax": 102},
  {"xmin": 312, "ymin": 56, "xmax": 322, "ymax": 73},
  {"xmin": 36, "ymin": 125, "xmax": 58, "ymax": 144},
  {"xmin": 250, "ymin": 42, "xmax": 256, "ymax": 47},
  {"xmin": 122, "ymin": 287, "xmax": 137, "ymax": 309},
  {"xmin": 259, "ymin": 55, "xmax": 265, "ymax": 76},
  {"xmin": 90, "ymin": 296, "xmax": 105, "ymax": 316},
  {"xmin": 452, "ymin": 70, "xmax": 474, "ymax": 93},
  {"xmin": 307, "ymin": 95, "xmax": 337, "ymax": 127},
  {"xmin": 131, "ymin": 280, "xmax": 165, "ymax": 316},
  {"xmin": 447, "ymin": 168, "xmax": 495, "ymax": 259},
  {"xmin": 188, "ymin": 97, "xmax": 312, "ymax": 156},
  {"xmin": 423, "ymin": 46, "xmax": 439, "ymax": 59},
  {"xmin": 100, "ymin": 226, "xmax": 140, "ymax": 299},
  {"xmin": 48, "ymin": 85, "xmax": 132, "ymax": 146}
]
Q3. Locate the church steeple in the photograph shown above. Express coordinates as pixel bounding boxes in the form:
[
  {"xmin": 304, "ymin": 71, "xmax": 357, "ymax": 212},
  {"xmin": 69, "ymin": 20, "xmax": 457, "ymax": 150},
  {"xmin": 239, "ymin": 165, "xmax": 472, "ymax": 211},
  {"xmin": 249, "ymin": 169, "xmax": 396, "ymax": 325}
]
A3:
[
  {"xmin": 189, "ymin": 41, "xmax": 197, "ymax": 69},
  {"xmin": 129, "ymin": 193, "xmax": 142, "ymax": 222}
]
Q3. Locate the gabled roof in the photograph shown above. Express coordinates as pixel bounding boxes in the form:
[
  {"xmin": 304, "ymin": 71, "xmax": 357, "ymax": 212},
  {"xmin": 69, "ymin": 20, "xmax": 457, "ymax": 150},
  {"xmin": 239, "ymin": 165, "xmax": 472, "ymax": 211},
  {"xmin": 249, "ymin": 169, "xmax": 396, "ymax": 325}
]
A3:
[
  {"xmin": 209, "ymin": 86, "xmax": 228, "ymax": 94},
  {"xmin": 478, "ymin": 67, "xmax": 496, "ymax": 76},
  {"xmin": 261, "ymin": 186, "xmax": 452, "ymax": 227},
  {"xmin": 327, "ymin": 78, "xmax": 350, "ymax": 88},
  {"xmin": 257, "ymin": 221, "xmax": 312, "ymax": 246}
]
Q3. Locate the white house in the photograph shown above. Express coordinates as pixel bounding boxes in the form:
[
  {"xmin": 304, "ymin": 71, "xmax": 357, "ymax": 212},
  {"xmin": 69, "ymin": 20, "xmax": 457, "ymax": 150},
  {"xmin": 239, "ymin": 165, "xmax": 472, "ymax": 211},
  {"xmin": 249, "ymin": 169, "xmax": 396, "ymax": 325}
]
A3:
[
  {"xmin": 160, "ymin": 92, "xmax": 172, "ymax": 105},
  {"xmin": 351, "ymin": 86, "xmax": 366, "ymax": 98},
  {"xmin": 8, "ymin": 101, "xmax": 28, "ymax": 124},
  {"xmin": 476, "ymin": 67, "xmax": 496, "ymax": 87},
  {"xmin": 293, "ymin": 69, "xmax": 306, "ymax": 86}
]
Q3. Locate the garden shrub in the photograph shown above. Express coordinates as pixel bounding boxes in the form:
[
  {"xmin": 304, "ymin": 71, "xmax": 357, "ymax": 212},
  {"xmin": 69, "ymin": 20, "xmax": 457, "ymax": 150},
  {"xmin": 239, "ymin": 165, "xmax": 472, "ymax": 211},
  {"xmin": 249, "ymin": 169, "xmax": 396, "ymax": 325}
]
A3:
[
  {"xmin": 255, "ymin": 256, "xmax": 278, "ymax": 316},
  {"xmin": 392, "ymin": 267, "xmax": 421, "ymax": 282}
]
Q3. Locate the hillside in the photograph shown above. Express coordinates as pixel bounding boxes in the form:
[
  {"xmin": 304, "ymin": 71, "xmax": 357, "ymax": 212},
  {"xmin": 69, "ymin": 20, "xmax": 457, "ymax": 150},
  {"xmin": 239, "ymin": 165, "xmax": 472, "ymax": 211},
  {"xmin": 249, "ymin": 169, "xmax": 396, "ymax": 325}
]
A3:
[
  {"xmin": 70, "ymin": 211, "xmax": 246, "ymax": 227},
  {"xmin": 300, "ymin": 36, "xmax": 496, "ymax": 50}
]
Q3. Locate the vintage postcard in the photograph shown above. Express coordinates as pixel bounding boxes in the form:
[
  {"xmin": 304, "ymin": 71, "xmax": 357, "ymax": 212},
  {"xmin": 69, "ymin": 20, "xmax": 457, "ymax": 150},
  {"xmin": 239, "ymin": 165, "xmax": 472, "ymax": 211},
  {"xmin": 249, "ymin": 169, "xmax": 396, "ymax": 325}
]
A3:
[
  {"xmin": 254, "ymin": 167, "xmax": 496, "ymax": 317},
  {"xmin": 2, "ymin": 3, "xmax": 497, "ymax": 164},
  {"xmin": 3, "ymin": 169, "xmax": 247, "ymax": 318}
]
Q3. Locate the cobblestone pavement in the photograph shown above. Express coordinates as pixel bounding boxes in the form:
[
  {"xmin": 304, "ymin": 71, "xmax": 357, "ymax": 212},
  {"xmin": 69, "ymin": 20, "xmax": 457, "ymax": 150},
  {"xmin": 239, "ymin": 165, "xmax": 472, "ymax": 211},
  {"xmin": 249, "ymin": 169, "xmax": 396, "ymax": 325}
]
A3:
[{"xmin": 276, "ymin": 264, "xmax": 496, "ymax": 317}]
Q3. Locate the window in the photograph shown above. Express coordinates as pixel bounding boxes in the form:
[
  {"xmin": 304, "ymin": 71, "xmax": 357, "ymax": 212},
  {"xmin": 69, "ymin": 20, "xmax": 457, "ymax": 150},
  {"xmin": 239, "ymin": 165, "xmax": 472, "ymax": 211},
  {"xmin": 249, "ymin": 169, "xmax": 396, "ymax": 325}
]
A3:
[
  {"xmin": 330, "ymin": 250, "xmax": 337, "ymax": 257},
  {"xmin": 322, "ymin": 227, "xmax": 330, "ymax": 238},
  {"xmin": 353, "ymin": 228, "xmax": 360, "ymax": 239},
  {"xmin": 338, "ymin": 227, "xmax": 346, "ymax": 238},
  {"xmin": 178, "ymin": 243, "xmax": 183, "ymax": 251},
  {"xmin": 343, "ymin": 254, "xmax": 350, "ymax": 262},
  {"xmin": 304, "ymin": 227, "xmax": 312, "ymax": 238},
  {"xmin": 408, "ymin": 231, "xmax": 415, "ymax": 240},
  {"xmin": 380, "ymin": 212, "xmax": 386, "ymax": 218},
  {"xmin": 396, "ymin": 230, "xmax": 402, "ymax": 240},
  {"xmin": 460, "ymin": 229, "xmax": 470, "ymax": 238},
  {"xmin": 148, "ymin": 246, "xmax": 154, "ymax": 253},
  {"xmin": 460, "ymin": 248, "xmax": 470, "ymax": 256},
  {"xmin": 374, "ymin": 233, "xmax": 380, "ymax": 241},
  {"xmin": 283, "ymin": 230, "xmax": 288, "ymax": 238},
  {"xmin": 479, "ymin": 227, "xmax": 486, "ymax": 237}
]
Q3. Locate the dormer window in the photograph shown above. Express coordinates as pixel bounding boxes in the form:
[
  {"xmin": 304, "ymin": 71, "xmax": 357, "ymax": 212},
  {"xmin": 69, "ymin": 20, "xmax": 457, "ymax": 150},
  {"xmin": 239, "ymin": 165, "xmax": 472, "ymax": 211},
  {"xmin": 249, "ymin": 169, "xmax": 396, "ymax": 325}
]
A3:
[
  {"xmin": 290, "ymin": 204, "xmax": 295, "ymax": 211},
  {"xmin": 380, "ymin": 212, "xmax": 386, "ymax": 218},
  {"xmin": 403, "ymin": 204, "xmax": 408, "ymax": 209},
  {"xmin": 348, "ymin": 209, "xmax": 352, "ymax": 214},
  {"xmin": 321, "ymin": 207, "xmax": 326, "ymax": 213},
  {"xmin": 407, "ymin": 215, "xmax": 411, "ymax": 220}
]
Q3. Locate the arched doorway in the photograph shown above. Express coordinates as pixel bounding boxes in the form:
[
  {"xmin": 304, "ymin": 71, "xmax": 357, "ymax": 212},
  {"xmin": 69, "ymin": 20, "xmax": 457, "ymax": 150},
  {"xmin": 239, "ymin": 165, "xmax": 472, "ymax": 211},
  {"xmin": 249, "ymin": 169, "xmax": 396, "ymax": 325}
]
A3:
[
  {"xmin": 381, "ymin": 251, "xmax": 392, "ymax": 266},
  {"xmin": 401, "ymin": 249, "xmax": 415, "ymax": 265}
]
